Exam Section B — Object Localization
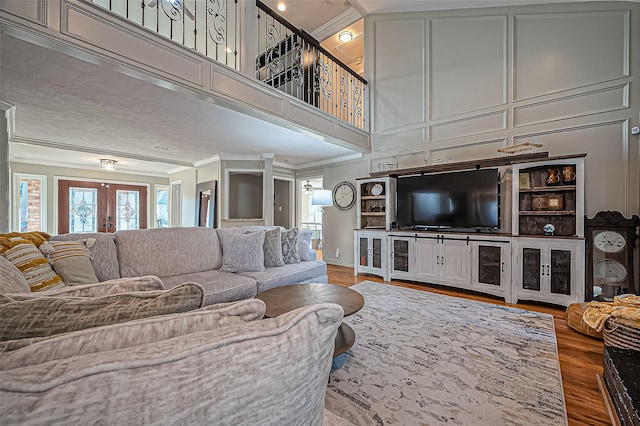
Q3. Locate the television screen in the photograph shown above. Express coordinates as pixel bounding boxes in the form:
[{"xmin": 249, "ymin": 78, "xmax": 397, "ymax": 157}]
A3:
[{"xmin": 396, "ymin": 169, "xmax": 499, "ymax": 229}]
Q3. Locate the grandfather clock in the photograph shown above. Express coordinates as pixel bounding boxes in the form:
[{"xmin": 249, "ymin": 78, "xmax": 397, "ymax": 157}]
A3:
[{"xmin": 585, "ymin": 211, "xmax": 640, "ymax": 301}]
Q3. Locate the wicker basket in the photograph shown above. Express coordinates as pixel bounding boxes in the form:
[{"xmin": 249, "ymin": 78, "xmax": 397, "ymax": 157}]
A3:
[{"xmin": 603, "ymin": 318, "xmax": 640, "ymax": 351}]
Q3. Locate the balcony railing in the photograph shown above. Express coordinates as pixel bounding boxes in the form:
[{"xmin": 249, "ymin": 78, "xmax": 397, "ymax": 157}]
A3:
[
  {"xmin": 256, "ymin": 1, "xmax": 366, "ymax": 130},
  {"xmin": 86, "ymin": 0, "xmax": 367, "ymax": 130},
  {"xmin": 89, "ymin": 0, "xmax": 240, "ymax": 69}
]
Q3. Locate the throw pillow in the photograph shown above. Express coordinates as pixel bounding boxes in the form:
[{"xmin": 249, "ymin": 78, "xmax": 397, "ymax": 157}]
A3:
[
  {"xmin": 39, "ymin": 240, "xmax": 99, "ymax": 286},
  {"xmin": 0, "ymin": 231, "xmax": 51, "ymax": 247},
  {"xmin": 0, "ymin": 238, "xmax": 64, "ymax": 292},
  {"xmin": 218, "ymin": 229, "xmax": 265, "ymax": 273},
  {"xmin": 263, "ymin": 227, "xmax": 285, "ymax": 267},
  {"xmin": 0, "ymin": 255, "xmax": 31, "ymax": 294},
  {"xmin": 297, "ymin": 229, "xmax": 314, "ymax": 261},
  {"xmin": 281, "ymin": 228, "xmax": 300, "ymax": 264},
  {"xmin": 0, "ymin": 283, "xmax": 204, "ymax": 342}
]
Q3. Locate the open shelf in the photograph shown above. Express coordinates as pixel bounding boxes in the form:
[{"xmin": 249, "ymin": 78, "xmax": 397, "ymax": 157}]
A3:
[{"xmin": 519, "ymin": 210, "xmax": 576, "ymax": 216}]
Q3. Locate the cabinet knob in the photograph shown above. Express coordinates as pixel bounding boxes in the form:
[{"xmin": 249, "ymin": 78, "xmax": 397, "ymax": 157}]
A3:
[
  {"xmin": 501, "ymin": 262, "xmax": 505, "ymax": 272},
  {"xmin": 546, "ymin": 265, "xmax": 550, "ymax": 276},
  {"xmin": 436, "ymin": 255, "xmax": 440, "ymax": 265}
]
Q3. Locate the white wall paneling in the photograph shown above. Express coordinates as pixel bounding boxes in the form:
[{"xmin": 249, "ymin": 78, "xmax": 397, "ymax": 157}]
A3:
[
  {"xmin": 513, "ymin": 84, "xmax": 629, "ymax": 127},
  {"xmin": 1, "ymin": 0, "xmax": 47, "ymax": 27},
  {"xmin": 62, "ymin": 3, "xmax": 205, "ymax": 86},
  {"xmin": 373, "ymin": 19, "xmax": 426, "ymax": 133},
  {"xmin": 367, "ymin": 147, "xmax": 428, "ymax": 174},
  {"xmin": 513, "ymin": 11, "xmax": 630, "ymax": 101},
  {"xmin": 211, "ymin": 69, "xmax": 286, "ymax": 116},
  {"xmin": 429, "ymin": 15, "xmax": 507, "ymax": 120},
  {"xmin": 289, "ymin": 102, "xmax": 336, "ymax": 134},
  {"xmin": 429, "ymin": 109, "xmax": 507, "ymax": 141},
  {"xmin": 373, "ymin": 127, "xmax": 426, "ymax": 152},
  {"xmin": 427, "ymin": 138, "xmax": 507, "ymax": 163}
]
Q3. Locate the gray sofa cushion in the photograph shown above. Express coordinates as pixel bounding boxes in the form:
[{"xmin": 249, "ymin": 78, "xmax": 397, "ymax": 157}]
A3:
[
  {"xmin": 116, "ymin": 228, "xmax": 222, "ymax": 278},
  {"xmin": 0, "ymin": 256, "xmax": 30, "ymax": 294},
  {"xmin": 282, "ymin": 227, "xmax": 300, "ymax": 264},
  {"xmin": 1, "ymin": 299, "xmax": 267, "ymax": 370},
  {"xmin": 263, "ymin": 227, "xmax": 285, "ymax": 267},
  {"xmin": 50, "ymin": 233, "xmax": 120, "ymax": 282},
  {"xmin": 217, "ymin": 229, "xmax": 265, "ymax": 273},
  {"xmin": 297, "ymin": 228, "xmax": 314, "ymax": 261},
  {"xmin": 240, "ymin": 260, "xmax": 327, "ymax": 293},
  {"xmin": 161, "ymin": 270, "xmax": 257, "ymax": 306},
  {"xmin": 0, "ymin": 283, "xmax": 204, "ymax": 341},
  {"xmin": 0, "ymin": 304, "xmax": 343, "ymax": 426}
]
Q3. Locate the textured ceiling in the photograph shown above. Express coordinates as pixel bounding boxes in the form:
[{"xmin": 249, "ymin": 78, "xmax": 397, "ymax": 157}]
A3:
[{"xmin": 1, "ymin": 35, "xmax": 358, "ymax": 172}]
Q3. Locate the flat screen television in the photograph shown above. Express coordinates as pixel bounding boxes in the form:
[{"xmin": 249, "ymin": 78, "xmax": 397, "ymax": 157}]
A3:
[{"xmin": 396, "ymin": 169, "xmax": 499, "ymax": 229}]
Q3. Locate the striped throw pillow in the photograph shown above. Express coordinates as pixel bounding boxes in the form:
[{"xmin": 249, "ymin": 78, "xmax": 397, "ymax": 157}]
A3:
[
  {"xmin": 40, "ymin": 240, "xmax": 99, "ymax": 286},
  {"xmin": 1, "ymin": 240, "xmax": 64, "ymax": 292}
]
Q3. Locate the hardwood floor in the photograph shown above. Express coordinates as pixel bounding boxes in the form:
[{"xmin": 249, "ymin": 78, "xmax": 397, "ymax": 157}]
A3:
[{"xmin": 327, "ymin": 264, "xmax": 612, "ymax": 426}]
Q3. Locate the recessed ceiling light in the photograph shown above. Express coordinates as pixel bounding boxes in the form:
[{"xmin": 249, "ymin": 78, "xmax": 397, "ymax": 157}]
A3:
[
  {"xmin": 277, "ymin": 2, "xmax": 286, "ymax": 11},
  {"xmin": 339, "ymin": 31, "xmax": 353, "ymax": 43}
]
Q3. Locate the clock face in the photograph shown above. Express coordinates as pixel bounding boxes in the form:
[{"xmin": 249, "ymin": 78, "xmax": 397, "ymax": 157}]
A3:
[
  {"xmin": 594, "ymin": 259, "xmax": 627, "ymax": 283},
  {"xmin": 332, "ymin": 182, "xmax": 356, "ymax": 210},
  {"xmin": 593, "ymin": 230, "xmax": 626, "ymax": 253},
  {"xmin": 371, "ymin": 183, "xmax": 384, "ymax": 196}
]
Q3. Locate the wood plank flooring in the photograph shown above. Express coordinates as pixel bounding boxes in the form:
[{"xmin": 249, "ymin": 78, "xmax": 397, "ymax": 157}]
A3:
[{"xmin": 327, "ymin": 264, "xmax": 611, "ymax": 426}]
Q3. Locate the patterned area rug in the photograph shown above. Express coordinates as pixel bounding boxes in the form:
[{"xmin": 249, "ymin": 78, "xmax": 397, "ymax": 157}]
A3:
[{"xmin": 325, "ymin": 281, "xmax": 567, "ymax": 426}]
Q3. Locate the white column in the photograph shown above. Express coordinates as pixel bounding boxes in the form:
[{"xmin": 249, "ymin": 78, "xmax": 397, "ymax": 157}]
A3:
[
  {"xmin": 262, "ymin": 153, "xmax": 274, "ymax": 226},
  {"xmin": 239, "ymin": 0, "xmax": 257, "ymax": 79},
  {"xmin": 0, "ymin": 104, "xmax": 13, "ymax": 233}
]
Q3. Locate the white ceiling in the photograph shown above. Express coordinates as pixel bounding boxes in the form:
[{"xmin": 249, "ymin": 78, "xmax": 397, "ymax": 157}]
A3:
[{"xmin": 1, "ymin": 34, "xmax": 359, "ymax": 173}]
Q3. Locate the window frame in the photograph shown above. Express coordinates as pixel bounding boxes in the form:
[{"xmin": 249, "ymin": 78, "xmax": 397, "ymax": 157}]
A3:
[{"xmin": 12, "ymin": 173, "xmax": 47, "ymax": 233}]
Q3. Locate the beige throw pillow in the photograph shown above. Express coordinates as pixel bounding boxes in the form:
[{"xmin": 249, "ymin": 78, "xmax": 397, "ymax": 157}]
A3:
[
  {"xmin": 0, "ymin": 239, "xmax": 64, "ymax": 292},
  {"xmin": 40, "ymin": 240, "xmax": 99, "ymax": 286}
]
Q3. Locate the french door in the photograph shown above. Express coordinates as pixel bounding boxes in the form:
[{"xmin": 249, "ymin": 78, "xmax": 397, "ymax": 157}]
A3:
[{"xmin": 58, "ymin": 180, "xmax": 147, "ymax": 234}]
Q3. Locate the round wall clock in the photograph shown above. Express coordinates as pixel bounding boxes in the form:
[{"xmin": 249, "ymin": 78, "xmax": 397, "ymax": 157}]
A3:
[
  {"xmin": 370, "ymin": 183, "xmax": 384, "ymax": 196},
  {"xmin": 332, "ymin": 181, "xmax": 356, "ymax": 211},
  {"xmin": 585, "ymin": 211, "xmax": 640, "ymax": 301}
]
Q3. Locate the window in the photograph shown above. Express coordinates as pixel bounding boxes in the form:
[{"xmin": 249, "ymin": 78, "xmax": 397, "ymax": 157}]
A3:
[
  {"xmin": 14, "ymin": 174, "xmax": 47, "ymax": 232},
  {"xmin": 155, "ymin": 185, "xmax": 169, "ymax": 228}
]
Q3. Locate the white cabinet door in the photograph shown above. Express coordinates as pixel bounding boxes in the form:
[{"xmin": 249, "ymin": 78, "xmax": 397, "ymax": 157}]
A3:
[
  {"xmin": 354, "ymin": 230, "xmax": 388, "ymax": 280},
  {"xmin": 470, "ymin": 239, "xmax": 512, "ymax": 302},
  {"xmin": 441, "ymin": 239, "xmax": 471, "ymax": 287},
  {"xmin": 414, "ymin": 238, "xmax": 440, "ymax": 281},
  {"xmin": 390, "ymin": 237, "xmax": 413, "ymax": 280},
  {"xmin": 512, "ymin": 237, "xmax": 584, "ymax": 306}
]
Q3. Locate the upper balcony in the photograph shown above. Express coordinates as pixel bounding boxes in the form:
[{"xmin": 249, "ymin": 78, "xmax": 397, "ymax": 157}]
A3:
[{"xmin": 0, "ymin": 0, "xmax": 370, "ymax": 167}]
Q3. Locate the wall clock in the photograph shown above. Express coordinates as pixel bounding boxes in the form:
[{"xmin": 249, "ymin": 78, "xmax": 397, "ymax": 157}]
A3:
[
  {"xmin": 332, "ymin": 181, "xmax": 356, "ymax": 211},
  {"xmin": 585, "ymin": 211, "xmax": 640, "ymax": 301}
]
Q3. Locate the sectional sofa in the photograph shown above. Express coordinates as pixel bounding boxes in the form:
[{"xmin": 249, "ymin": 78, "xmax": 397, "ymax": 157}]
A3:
[{"xmin": 50, "ymin": 226, "xmax": 328, "ymax": 305}]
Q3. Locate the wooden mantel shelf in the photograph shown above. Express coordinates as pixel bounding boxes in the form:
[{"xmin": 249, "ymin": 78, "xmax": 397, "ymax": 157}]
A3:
[{"xmin": 369, "ymin": 152, "xmax": 550, "ymax": 178}]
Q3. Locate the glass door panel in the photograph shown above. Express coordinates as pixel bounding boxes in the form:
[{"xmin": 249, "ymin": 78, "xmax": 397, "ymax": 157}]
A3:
[
  {"xmin": 393, "ymin": 239, "xmax": 409, "ymax": 272},
  {"xmin": 522, "ymin": 248, "xmax": 541, "ymax": 291},
  {"xmin": 359, "ymin": 237, "xmax": 369, "ymax": 267},
  {"xmin": 116, "ymin": 190, "xmax": 140, "ymax": 230},
  {"xmin": 478, "ymin": 245, "xmax": 501, "ymax": 286},
  {"xmin": 372, "ymin": 238, "xmax": 382, "ymax": 268},
  {"xmin": 550, "ymin": 249, "xmax": 572, "ymax": 295},
  {"xmin": 69, "ymin": 187, "xmax": 99, "ymax": 233}
]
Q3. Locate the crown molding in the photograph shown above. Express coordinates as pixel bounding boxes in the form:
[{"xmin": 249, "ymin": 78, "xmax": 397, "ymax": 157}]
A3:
[
  {"xmin": 9, "ymin": 158, "xmax": 172, "ymax": 178},
  {"xmin": 9, "ymin": 137, "xmax": 193, "ymax": 167},
  {"xmin": 311, "ymin": 7, "xmax": 362, "ymax": 42},
  {"xmin": 167, "ymin": 165, "xmax": 193, "ymax": 174},
  {"xmin": 193, "ymin": 155, "xmax": 221, "ymax": 167},
  {"xmin": 1, "ymin": 103, "xmax": 16, "ymax": 140},
  {"xmin": 283, "ymin": 153, "xmax": 363, "ymax": 170}
]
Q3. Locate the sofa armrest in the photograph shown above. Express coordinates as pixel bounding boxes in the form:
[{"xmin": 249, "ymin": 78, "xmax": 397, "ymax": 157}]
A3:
[
  {"xmin": 44, "ymin": 276, "xmax": 165, "ymax": 297},
  {"xmin": 0, "ymin": 283, "xmax": 203, "ymax": 341}
]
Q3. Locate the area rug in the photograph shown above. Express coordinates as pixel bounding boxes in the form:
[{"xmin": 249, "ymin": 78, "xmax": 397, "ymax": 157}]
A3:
[{"xmin": 325, "ymin": 281, "xmax": 567, "ymax": 426}]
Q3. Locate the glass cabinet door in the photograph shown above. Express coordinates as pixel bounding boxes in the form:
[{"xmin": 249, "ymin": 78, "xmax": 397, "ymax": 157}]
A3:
[
  {"xmin": 522, "ymin": 248, "xmax": 541, "ymax": 291},
  {"xmin": 478, "ymin": 245, "xmax": 501, "ymax": 286},
  {"xmin": 372, "ymin": 238, "xmax": 382, "ymax": 269},
  {"xmin": 393, "ymin": 239, "xmax": 409, "ymax": 272},
  {"xmin": 550, "ymin": 249, "xmax": 572, "ymax": 295},
  {"xmin": 359, "ymin": 237, "xmax": 369, "ymax": 267}
]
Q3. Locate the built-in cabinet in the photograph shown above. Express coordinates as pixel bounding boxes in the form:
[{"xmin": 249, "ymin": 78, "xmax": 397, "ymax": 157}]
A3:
[
  {"xmin": 356, "ymin": 177, "xmax": 396, "ymax": 230},
  {"xmin": 354, "ymin": 231, "xmax": 388, "ymax": 281},
  {"xmin": 353, "ymin": 154, "xmax": 587, "ymax": 307},
  {"xmin": 512, "ymin": 237, "xmax": 585, "ymax": 306}
]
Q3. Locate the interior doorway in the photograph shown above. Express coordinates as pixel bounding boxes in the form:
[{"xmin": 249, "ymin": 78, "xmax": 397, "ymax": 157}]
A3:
[
  {"xmin": 58, "ymin": 180, "xmax": 147, "ymax": 234},
  {"xmin": 298, "ymin": 177, "xmax": 324, "ymax": 257},
  {"xmin": 274, "ymin": 178, "xmax": 292, "ymax": 229}
]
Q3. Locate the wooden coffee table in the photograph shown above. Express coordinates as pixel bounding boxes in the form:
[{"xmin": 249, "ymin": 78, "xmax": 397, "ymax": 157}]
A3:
[{"xmin": 255, "ymin": 283, "xmax": 364, "ymax": 357}]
